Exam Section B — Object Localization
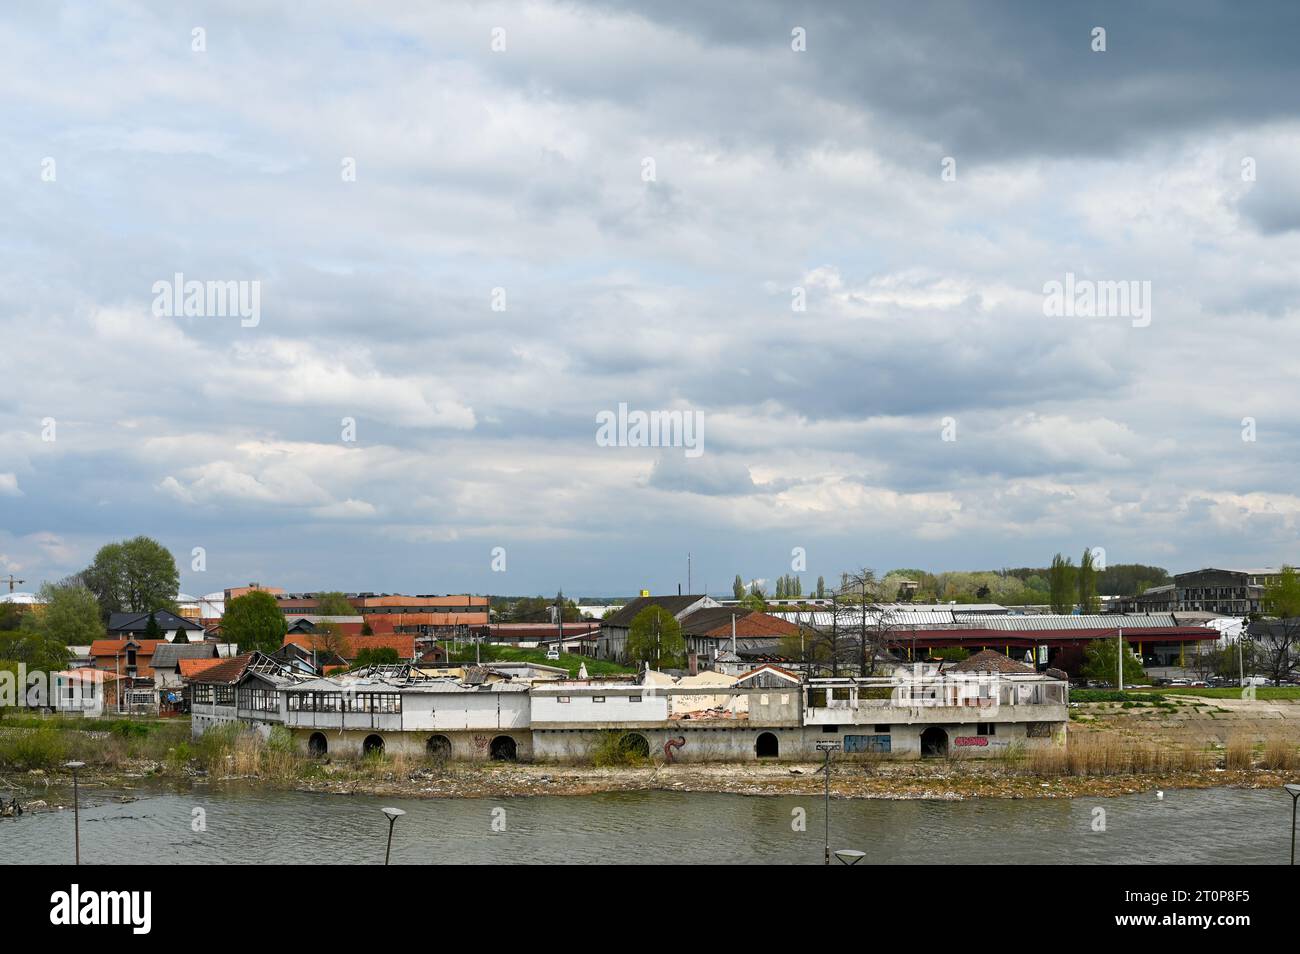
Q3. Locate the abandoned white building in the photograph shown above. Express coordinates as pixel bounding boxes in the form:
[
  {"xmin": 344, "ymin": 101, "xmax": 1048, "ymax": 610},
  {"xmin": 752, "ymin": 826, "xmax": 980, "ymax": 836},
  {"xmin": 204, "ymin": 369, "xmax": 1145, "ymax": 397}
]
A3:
[{"xmin": 191, "ymin": 651, "xmax": 1068, "ymax": 763}]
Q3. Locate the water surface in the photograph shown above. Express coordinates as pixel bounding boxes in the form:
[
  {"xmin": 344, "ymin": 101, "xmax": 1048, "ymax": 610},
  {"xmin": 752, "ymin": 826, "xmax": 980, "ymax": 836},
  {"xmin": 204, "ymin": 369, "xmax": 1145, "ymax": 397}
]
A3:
[{"xmin": 0, "ymin": 785, "xmax": 1290, "ymax": 864}]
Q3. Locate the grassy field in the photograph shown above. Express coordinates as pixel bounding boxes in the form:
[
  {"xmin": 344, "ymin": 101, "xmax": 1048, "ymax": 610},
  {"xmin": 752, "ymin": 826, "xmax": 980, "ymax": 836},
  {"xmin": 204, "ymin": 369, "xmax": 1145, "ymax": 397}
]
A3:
[
  {"xmin": 1072, "ymin": 686, "xmax": 1300, "ymax": 703},
  {"xmin": 0, "ymin": 714, "xmax": 192, "ymax": 772},
  {"xmin": 445, "ymin": 645, "xmax": 635, "ymax": 677}
]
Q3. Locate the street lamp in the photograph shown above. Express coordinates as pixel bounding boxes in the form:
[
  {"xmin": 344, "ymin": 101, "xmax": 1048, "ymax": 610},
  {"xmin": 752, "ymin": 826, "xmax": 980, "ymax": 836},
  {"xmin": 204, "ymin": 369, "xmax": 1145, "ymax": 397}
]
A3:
[
  {"xmin": 65, "ymin": 761, "xmax": 86, "ymax": 865},
  {"xmin": 816, "ymin": 739, "xmax": 841, "ymax": 865},
  {"xmin": 381, "ymin": 807, "xmax": 405, "ymax": 865},
  {"xmin": 834, "ymin": 848, "xmax": 866, "ymax": 865},
  {"xmin": 1285, "ymin": 783, "xmax": 1300, "ymax": 865}
]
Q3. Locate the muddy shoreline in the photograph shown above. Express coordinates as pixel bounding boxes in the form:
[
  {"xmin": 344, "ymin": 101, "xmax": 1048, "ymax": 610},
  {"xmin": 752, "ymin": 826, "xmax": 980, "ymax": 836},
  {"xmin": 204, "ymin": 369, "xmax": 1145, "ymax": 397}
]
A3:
[{"xmin": 5, "ymin": 759, "xmax": 1293, "ymax": 808}]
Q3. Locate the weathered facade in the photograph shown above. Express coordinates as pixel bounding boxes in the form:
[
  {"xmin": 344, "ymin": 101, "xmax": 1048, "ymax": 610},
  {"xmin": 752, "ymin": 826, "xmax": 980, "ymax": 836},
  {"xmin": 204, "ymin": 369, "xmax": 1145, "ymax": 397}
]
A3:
[{"xmin": 194, "ymin": 657, "xmax": 1068, "ymax": 763}]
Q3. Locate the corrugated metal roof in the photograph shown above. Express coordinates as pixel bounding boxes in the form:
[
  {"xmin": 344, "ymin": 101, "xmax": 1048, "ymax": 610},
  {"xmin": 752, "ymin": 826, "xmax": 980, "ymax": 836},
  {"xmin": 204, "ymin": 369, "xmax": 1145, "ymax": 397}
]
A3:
[
  {"xmin": 771, "ymin": 610, "xmax": 1204, "ymax": 632},
  {"xmin": 965, "ymin": 614, "xmax": 1185, "ymax": 631}
]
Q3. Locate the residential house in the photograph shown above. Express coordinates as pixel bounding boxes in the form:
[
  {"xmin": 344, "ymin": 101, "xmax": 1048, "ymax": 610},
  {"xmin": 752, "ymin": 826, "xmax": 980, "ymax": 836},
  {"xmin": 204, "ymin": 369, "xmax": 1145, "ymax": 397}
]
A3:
[
  {"xmin": 107, "ymin": 609, "xmax": 207, "ymax": 643},
  {"xmin": 595, "ymin": 593, "xmax": 720, "ymax": 662}
]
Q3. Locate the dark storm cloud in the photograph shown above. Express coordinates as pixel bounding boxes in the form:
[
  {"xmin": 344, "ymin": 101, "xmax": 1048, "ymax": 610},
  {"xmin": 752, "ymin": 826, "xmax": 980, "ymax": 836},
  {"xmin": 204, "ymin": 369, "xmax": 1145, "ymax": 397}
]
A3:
[{"xmin": 576, "ymin": 0, "xmax": 1300, "ymax": 161}]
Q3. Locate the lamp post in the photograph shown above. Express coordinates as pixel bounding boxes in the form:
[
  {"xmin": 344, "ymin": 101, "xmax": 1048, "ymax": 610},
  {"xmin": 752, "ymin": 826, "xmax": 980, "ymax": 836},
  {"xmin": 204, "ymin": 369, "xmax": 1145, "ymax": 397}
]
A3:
[
  {"xmin": 816, "ymin": 739, "xmax": 841, "ymax": 865},
  {"xmin": 65, "ymin": 761, "xmax": 85, "ymax": 864},
  {"xmin": 1285, "ymin": 783, "xmax": 1300, "ymax": 865},
  {"xmin": 381, "ymin": 807, "xmax": 405, "ymax": 865}
]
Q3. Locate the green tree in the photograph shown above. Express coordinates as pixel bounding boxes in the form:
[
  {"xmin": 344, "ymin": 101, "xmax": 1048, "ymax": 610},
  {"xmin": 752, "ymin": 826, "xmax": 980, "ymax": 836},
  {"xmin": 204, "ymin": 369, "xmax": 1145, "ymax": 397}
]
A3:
[
  {"xmin": 1077, "ymin": 548, "xmax": 1100, "ymax": 614},
  {"xmin": 21, "ymin": 581, "xmax": 104, "ymax": 645},
  {"xmin": 352, "ymin": 646, "xmax": 400, "ymax": 669},
  {"xmin": 81, "ymin": 536, "xmax": 180, "ymax": 619},
  {"xmin": 1262, "ymin": 565, "xmax": 1300, "ymax": 619},
  {"xmin": 0, "ymin": 603, "xmax": 23, "ymax": 632},
  {"xmin": 144, "ymin": 612, "xmax": 163, "ymax": 641},
  {"xmin": 1048, "ymin": 553, "xmax": 1075, "ymax": 614},
  {"xmin": 316, "ymin": 591, "xmax": 355, "ymax": 615},
  {"xmin": 625, "ymin": 605, "xmax": 685, "ymax": 670},
  {"xmin": 816, "ymin": 576, "xmax": 825, "ymax": 599},
  {"xmin": 222, "ymin": 590, "xmax": 287, "ymax": 654},
  {"xmin": 732, "ymin": 575, "xmax": 745, "ymax": 600},
  {"xmin": 1081, "ymin": 637, "xmax": 1146, "ymax": 685}
]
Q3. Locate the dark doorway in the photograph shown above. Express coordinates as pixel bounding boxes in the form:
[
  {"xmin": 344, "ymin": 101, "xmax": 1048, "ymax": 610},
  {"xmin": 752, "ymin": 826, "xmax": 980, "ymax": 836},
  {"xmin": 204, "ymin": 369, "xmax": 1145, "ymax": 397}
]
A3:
[
  {"xmin": 426, "ymin": 734, "xmax": 452, "ymax": 760},
  {"xmin": 362, "ymin": 734, "xmax": 385, "ymax": 756},
  {"xmin": 490, "ymin": 735, "xmax": 517, "ymax": 761},
  {"xmin": 920, "ymin": 726, "xmax": 948, "ymax": 758},
  {"xmin": 619, "ymin": 733, "xmax": 650, "ymax": 759},
  {"xmin": 308, "ymin": 732, "xmax": 327, "ymax": 758},
  {"xmin": 755, "ymin": 731, "xmax": 779, "ymax": 758}
]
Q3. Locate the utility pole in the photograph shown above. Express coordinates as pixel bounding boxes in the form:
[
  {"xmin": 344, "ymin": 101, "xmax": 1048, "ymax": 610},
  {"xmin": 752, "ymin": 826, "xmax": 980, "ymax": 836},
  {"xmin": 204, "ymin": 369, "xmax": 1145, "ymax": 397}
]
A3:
[
  {"xmin": 816, "ymin": 739, "xmax": 841, "ymax": 864},
  {"xmin": 1117, "ymin": 627, "xmax": 1124, "ymax": 691},
  {"xmin": 1238, "ymin": 617, "xmax": 1247, "ymax": 686},
  {"xmin": 687, "ymin": 552, "xmax": 691, "ymax": 594},
  {"xmin": 555, "ymin": 590, "xmax": 564, "ymax": 654}
]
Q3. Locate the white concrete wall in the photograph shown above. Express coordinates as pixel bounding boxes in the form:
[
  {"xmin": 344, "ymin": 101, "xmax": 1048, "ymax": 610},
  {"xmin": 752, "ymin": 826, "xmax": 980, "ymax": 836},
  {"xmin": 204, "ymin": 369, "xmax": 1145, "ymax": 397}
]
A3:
[
  {"xmin": 399, "ymin": 691, "xmax": 531, "ymax": 731},
  {"xmin": 531, "ymin": 690, "xmax": 668, "ymax": 724}
]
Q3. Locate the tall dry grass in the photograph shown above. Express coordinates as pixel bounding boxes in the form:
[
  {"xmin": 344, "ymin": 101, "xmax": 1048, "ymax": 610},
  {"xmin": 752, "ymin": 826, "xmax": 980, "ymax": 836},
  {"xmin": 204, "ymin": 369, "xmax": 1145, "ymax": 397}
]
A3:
[
  {"xmin": 1223, "ymin": 737, "xmax": 1254, "ymax": 771},
  {"xmin": 1258, "ymin": 738, "xmax": 1298, "ymax": 771},
  {"xmin": 1026, "ymin": 738, "xmax": 1208, "ymax": 777}
]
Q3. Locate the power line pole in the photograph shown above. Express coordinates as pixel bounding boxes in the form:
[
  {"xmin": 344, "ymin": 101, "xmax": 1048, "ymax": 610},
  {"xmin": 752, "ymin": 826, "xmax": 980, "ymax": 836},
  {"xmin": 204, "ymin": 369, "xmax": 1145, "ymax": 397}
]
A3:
[{"xmin": 1117, "ymin": 627, "xmax": 1124, "ymax": 691}]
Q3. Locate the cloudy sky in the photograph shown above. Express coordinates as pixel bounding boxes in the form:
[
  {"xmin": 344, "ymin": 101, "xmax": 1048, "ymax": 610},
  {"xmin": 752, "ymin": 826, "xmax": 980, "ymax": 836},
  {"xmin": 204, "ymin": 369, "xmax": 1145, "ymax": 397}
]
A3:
[{"xmin": 3, "ymin": 1, "xmax": 1300, "ymax": 598}]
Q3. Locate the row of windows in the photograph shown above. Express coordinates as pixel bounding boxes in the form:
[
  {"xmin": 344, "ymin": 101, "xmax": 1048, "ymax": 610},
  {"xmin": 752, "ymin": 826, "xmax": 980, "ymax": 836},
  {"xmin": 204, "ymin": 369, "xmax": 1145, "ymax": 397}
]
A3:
[
  {"xmin": 239, "ymin": 687, "xmax": 279, "ymax": 712},
  {"xmin": 286, "ymin": 692, "xmax": 402, "ymax": 713},
  {"xmin": 193, "ymin": 685, "xmax": 234, "ymax": 705},
  {"xmin": 553, "ymin": 695, "xmax": 641, "ymax": 704}
]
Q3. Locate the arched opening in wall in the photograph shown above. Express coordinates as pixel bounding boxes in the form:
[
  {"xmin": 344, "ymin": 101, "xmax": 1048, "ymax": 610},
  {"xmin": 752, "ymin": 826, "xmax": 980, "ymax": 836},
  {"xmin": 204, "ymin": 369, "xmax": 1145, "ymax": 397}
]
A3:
[
  {"xmin": 426, "ymin": 734, "xmax": 452, "ymax": 760},
  {"xmin": 362, "ymin": 734, "xmax": 385, "ymax": 757},
  {"xmin": 308, "ymin": 732, "xmax": 328, "ymax": 758},
  {"xmin": 490, "ymin": 735, "xmax": 517, "ymax": 761},
  {"xmin": 619, "ymin": 732, "xmax": 650, "ymax": 760},
  {"xmin": 755, "ymin": 731, "xmax": 780, "ymax": 759},
  {"xmin": 921, "ymin": 727, "xmax": 948, "ymax": 758}
]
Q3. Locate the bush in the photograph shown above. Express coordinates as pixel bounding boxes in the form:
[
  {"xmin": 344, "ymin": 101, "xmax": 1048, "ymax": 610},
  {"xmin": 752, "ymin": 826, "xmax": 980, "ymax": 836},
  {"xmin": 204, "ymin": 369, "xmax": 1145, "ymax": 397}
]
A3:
[
  {"xmin": 590, "ymin": 730, "xmax": 650, "ymax": 767},
  {"xmin": 0, "ymin": 725, "xmax": 69, "ymax": 769}
]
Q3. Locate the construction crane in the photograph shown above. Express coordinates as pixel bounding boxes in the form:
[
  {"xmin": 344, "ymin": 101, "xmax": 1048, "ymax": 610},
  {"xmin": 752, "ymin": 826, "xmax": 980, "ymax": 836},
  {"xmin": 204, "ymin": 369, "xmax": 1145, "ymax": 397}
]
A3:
[{"xmin": 2, "ymin": 574, "xmax": 24, "ymax": 594}]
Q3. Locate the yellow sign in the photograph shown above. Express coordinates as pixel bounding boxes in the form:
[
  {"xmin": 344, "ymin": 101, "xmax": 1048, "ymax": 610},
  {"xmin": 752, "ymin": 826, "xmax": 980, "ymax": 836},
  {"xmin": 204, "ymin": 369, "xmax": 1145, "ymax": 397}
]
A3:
[{"xmin": 639, "ymin": 589, "xmax": 650, "ymax": 597}]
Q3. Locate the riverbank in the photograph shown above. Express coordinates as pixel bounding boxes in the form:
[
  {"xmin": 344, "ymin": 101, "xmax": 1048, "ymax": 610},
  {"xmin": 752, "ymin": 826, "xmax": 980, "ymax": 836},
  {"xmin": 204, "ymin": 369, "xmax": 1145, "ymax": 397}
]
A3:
[
  {"xmin": 6, "ymin": 758, "xmax": 1296, "ymax": 808},
  {"xmin": 2, "ymin": 694, "xmax": 1296, "ymax": 806}
]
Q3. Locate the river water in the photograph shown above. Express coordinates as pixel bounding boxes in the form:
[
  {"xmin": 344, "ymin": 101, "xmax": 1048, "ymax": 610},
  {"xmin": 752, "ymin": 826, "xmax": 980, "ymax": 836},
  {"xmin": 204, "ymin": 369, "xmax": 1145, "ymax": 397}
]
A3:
[{"xmin": 0, "ymin": 785, "xmax": 1291, "ymax": 864}]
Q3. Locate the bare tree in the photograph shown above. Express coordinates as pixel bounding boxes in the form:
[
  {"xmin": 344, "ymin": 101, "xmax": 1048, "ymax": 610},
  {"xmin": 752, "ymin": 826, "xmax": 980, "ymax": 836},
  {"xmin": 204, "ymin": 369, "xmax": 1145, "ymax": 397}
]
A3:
[
  {"xmin": 842, "ymin": 567, "xmax": 900, "ymax": 676},
  {"xmin": 1249, "ymin": 618, "xmax": 1300, "ymax": 686}
]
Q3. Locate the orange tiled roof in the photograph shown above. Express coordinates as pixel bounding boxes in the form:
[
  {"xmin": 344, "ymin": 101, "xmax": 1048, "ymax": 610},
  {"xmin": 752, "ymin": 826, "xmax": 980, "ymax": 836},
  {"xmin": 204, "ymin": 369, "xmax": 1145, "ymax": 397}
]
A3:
[
  {"xmin": 89, "ymin": 639, "xmax": 167, "ymax": 657},
  {"xmin": 178, "ymin": 658, "xmax": 225, "ymax": 678},
  {"xmin": 188, "ymin": 654, "xmax": 252, "ymax": 684},
  {"xmin": 282, "ymin": 632, "xmax": 416, "ymax": 659}
]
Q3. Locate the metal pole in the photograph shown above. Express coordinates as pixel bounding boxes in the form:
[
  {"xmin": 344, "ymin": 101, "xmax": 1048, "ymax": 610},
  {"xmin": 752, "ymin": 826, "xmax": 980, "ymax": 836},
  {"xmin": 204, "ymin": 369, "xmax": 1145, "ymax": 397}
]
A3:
[
  {"xmin": 1117, "ymin": 628, "xmax": 1123, "ymax": 691},
  {"xmin": 66, "ymin": 761, "xmax": 85, "ymax": 864},
  {"xmin": 386, "ymin": 816, "xmax": 395, "ymax": 865},
  {"xmin": 824, "ymin": 747, "xmax": 831, "ymax": 866},
  {"xmin": 73, "ymin": 769, "xmax": 80, "ymax": 868},
  {"xmin": 1290, "ymin": 788, "xmax": 1299, "ymax": 866}
]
